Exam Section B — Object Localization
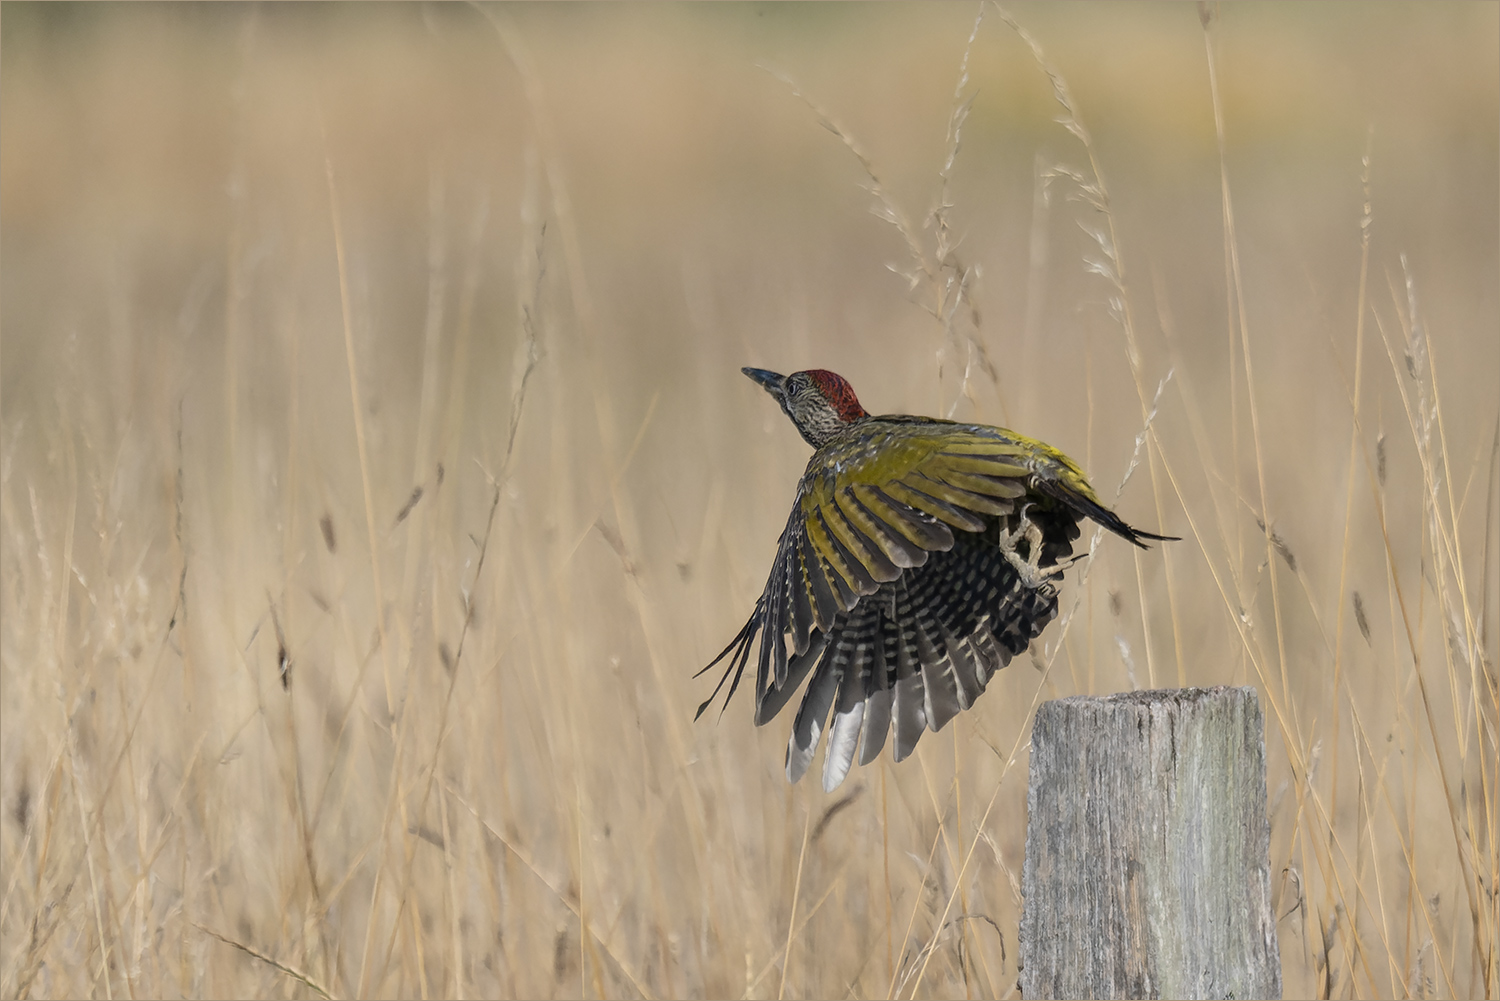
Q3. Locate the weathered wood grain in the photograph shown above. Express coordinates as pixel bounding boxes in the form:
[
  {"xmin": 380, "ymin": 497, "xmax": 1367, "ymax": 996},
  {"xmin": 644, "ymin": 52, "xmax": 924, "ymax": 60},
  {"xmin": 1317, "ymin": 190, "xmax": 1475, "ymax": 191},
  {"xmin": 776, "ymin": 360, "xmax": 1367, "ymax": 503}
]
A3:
[{"xmin": 1020, "ymin": 686, "xmax": 1280, "ymax": 1000}]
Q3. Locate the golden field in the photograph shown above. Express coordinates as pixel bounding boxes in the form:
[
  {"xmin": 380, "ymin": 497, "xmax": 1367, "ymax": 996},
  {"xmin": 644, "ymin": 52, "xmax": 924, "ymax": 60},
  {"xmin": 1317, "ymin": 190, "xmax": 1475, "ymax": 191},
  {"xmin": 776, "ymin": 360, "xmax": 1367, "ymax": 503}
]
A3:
[{"xmin": 1, "ymin": 3, "xmax": 1496, "ymax": 998}]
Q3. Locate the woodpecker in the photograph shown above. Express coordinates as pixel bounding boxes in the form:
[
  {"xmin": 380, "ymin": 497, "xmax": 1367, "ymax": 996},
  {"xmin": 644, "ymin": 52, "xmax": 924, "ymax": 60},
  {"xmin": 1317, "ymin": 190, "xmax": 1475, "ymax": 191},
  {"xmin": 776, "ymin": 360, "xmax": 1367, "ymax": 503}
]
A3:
[{"xmin": 699, "ymin": 367, "xmax": 1175, "ymax": 792}]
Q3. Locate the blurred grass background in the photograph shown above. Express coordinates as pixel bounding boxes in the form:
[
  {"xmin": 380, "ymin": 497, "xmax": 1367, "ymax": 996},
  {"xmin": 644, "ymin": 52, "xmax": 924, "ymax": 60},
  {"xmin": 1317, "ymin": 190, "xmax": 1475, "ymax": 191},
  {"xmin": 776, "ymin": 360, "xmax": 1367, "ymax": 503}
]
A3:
[{"xmin": 2, "ymin": 2, "xmax": 1496, "ymax": 998}]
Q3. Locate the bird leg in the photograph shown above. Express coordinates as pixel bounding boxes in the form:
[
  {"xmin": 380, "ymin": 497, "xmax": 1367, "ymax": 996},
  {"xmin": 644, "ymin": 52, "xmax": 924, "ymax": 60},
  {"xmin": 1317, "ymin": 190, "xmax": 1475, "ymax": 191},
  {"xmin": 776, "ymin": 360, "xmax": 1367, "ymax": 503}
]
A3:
[{"xmin": 998, "ymin": 506, "xmax": 1062, "ymax": 589}]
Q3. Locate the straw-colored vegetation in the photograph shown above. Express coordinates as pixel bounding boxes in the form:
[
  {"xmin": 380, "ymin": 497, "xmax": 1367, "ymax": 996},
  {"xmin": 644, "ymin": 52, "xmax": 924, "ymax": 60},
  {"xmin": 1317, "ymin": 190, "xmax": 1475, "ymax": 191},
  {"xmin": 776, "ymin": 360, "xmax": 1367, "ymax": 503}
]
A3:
[{"xmin": 2, "ymin": 3, "xmax": 1495, "ymax": 998}]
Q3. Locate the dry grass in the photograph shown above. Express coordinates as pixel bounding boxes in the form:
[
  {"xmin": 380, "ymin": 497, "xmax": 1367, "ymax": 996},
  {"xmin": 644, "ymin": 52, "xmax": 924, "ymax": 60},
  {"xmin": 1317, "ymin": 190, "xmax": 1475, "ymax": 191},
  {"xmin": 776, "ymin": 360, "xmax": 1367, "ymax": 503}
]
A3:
[{"xmin": 2, "ymin": 3, "xmax": 1496, "ymax": 998}]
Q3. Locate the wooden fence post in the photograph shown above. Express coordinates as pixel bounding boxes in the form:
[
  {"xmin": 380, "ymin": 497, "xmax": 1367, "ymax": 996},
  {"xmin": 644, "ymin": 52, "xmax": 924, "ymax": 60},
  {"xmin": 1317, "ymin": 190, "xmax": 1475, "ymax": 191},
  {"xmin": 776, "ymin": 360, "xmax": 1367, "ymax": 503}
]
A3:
[{"xmin": 1020, "ymin": 686, "xmax": 1280, "ymax": 1000}]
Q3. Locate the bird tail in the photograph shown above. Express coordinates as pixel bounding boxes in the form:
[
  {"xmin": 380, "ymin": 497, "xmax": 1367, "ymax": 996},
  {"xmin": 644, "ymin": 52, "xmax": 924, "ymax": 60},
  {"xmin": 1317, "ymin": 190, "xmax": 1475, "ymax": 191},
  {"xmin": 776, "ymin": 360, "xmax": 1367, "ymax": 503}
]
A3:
[{"xmin": 1035, "ymin": 478, "xmax": 1179, "ymax": 549}]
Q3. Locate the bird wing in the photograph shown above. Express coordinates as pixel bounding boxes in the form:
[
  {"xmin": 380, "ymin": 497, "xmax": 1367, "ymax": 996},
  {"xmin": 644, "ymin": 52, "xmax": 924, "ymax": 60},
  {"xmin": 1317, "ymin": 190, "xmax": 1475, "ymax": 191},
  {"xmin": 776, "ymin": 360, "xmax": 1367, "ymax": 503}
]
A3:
[
  {"xmin": 695, "ymin": 421, "xmax": 1031, "ymax": 724},
  {"xmin": 695, "ymin": 423, "xmax": 1041, "ymax": 721},
  {"xmin": 696, "ymin": 419, "xmax": 1173, "ymax": 782},
  {"xmin": 777, "ymin": 531, "xmax": 1062, "ymax": 791},
  {"xmin": 794, "ymin": 421, "xmax": 1038, "ymax": 613},
  {"xmin": 796, "ymin": 418, "xmax": 1171, "ymax": 593}
]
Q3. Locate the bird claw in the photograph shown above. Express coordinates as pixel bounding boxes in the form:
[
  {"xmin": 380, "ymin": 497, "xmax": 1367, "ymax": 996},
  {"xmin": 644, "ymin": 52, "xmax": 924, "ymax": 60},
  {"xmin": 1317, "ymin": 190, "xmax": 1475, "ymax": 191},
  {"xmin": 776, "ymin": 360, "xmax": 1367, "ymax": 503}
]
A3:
[{"xmin": 998, "ymin": 508, "xmax": 1060, "ymax": 589}]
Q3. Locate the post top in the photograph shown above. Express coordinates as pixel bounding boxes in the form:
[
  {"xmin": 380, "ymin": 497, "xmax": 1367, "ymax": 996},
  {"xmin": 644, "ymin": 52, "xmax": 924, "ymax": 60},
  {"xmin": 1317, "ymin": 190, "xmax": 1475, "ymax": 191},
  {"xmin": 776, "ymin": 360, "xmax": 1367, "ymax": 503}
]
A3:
[{"xmin": 1047, "ymin": 685, "xmax": 1257, "ymax": 710}]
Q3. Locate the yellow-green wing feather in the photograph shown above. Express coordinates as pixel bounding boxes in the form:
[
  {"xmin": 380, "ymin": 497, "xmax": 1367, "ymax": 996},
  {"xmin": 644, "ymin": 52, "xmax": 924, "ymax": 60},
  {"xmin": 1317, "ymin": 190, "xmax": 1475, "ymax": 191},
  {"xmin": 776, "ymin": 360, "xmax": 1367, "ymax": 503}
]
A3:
[{"xmin": 794, "ymin": 421, "xmax": 1067, "ymax": 596}]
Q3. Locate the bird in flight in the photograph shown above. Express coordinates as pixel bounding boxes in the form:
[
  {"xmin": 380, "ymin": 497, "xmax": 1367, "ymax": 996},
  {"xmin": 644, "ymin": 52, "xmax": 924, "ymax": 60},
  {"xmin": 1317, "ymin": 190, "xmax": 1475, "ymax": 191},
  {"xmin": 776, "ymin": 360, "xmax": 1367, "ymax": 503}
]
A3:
[{"xmin": 698, "ymin": 367, "xmax": 1175, "ymax": 792}]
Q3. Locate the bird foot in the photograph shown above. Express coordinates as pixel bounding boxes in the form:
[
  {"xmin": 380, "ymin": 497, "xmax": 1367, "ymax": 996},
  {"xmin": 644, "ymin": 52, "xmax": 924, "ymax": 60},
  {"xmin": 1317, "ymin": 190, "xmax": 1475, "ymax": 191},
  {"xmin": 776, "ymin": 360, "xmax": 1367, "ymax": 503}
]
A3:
[{"xmin": 998, "ymin": 510, "xmax": 1060, "ymax": 589}]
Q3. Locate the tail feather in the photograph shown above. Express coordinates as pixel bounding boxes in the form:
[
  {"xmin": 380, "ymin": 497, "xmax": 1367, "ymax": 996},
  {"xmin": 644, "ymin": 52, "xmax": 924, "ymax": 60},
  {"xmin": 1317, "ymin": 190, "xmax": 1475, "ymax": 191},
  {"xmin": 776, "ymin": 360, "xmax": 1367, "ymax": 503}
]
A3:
[{"xmin": 1036, "ymin": 477, "xmax": 1178, "ymax": 549}]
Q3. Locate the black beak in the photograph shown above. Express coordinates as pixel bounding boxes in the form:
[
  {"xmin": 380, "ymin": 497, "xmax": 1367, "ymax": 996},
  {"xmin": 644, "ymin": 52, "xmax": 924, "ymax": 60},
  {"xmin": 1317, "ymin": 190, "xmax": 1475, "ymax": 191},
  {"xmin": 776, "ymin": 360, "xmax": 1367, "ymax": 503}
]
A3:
[{"xmin": 741, "ymin": 367, "xmax": 787, "ymax": 401}]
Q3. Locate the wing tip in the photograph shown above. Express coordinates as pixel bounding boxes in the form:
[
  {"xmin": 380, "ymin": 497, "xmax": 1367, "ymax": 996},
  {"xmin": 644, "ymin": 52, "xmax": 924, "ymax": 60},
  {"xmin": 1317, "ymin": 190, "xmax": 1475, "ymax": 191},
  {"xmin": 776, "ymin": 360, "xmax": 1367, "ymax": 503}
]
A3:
[{"xmin": 695, "ymin": 608, "xmax": 761, "ymax": 722}]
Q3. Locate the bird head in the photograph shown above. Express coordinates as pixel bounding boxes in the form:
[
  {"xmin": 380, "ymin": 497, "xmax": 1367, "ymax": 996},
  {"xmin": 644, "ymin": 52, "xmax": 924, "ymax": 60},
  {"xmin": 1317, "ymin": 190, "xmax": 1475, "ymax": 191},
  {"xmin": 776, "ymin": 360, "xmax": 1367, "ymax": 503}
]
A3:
[{"xmin": 743, "ymin": 367, "xmax": 869, "ymax": 448}]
